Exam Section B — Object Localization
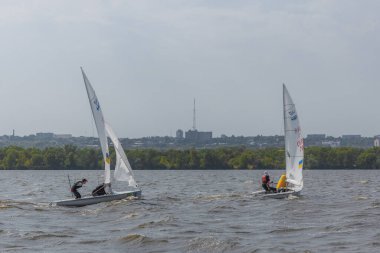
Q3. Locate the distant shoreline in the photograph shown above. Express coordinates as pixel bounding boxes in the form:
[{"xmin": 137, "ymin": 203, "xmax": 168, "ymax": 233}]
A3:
[{"xmin": 0, "ymin": 146, "xmax": 379, "ymax": 170}]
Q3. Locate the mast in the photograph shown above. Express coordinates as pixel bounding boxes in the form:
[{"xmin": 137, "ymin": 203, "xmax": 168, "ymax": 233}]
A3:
[{"xmin": 192, "ymin": 98, "xmax": 196, "ymax": 131}]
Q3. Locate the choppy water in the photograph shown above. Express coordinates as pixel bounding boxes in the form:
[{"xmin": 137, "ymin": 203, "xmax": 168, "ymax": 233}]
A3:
[{"xmin": 0, "ymin": 170, "xmax": 379, "ymax": 253}]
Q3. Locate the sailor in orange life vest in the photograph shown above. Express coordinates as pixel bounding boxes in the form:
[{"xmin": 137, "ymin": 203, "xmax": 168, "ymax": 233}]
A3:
[{"xmin": 261, "ymin": 171, "xmax": 277, "ymax": 192}]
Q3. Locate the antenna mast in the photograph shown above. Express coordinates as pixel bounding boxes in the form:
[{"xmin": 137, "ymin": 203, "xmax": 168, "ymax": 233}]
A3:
[{"xmin": 192, "ymin": 98, "xmax": 196, "ymax": 130}]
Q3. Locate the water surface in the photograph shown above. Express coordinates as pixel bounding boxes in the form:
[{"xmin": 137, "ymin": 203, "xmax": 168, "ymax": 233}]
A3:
[{"xmin": 0, "ymin": 170, "xmax": 379, "ymax": 252}]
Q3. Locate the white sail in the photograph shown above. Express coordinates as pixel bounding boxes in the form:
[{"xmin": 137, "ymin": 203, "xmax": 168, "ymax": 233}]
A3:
[
  {"xmin": 283, "ymin": 84, "xmax": 304, "ymax": 191},
  {"xmin": 105, "ymin": 122, "xmax": 138, "ymax": 188},
  {"xmin": 81, "ymin": 68, "xmax": 111, "ymax": 184}
]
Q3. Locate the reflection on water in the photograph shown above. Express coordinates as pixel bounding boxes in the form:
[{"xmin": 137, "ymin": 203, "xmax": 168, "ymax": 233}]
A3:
[{"xmin": 0, "ymin": 170, "xmax": 379, "ymax": 252}]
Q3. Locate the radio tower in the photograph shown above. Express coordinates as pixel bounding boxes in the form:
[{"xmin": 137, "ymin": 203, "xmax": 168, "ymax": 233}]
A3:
[{"xmin": 192, "ymin": 98, "xmax": 197, "ymax": 130}]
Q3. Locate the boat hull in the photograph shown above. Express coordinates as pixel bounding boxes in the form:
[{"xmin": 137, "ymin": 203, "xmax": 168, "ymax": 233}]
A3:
[
  {"xmin": 252, "ymin": 190, "xmax": 300, "ymax": 199},
  {"xmin": 55, "ymin": 190, "xmax": 142, "ymax": 207}
]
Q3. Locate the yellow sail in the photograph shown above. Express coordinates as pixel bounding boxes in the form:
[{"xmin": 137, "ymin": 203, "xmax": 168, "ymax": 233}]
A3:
[{"xmin": 276, "ymin": 174, "xmax": 287, "ymax": 190}]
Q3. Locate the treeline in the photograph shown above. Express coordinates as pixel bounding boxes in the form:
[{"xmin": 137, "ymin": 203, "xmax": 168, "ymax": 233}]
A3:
[{"xmin": 0, "ymin": 145, "xmax": 379, "ymax": 170}]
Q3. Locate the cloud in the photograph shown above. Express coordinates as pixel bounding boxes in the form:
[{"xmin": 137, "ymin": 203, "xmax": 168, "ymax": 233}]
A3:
[{"xmin": 0, "ymin": 0, "xmax": 379, "ymax": 137}]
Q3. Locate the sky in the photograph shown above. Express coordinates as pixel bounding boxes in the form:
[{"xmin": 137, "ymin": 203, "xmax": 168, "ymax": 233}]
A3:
[{"xmin": 0, "ymin": 0, "xmax": 379, "ymax": 138}]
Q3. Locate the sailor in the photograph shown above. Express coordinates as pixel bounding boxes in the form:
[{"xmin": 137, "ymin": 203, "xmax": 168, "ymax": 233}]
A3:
[
  {"xmin": 92, "ymin": 183, "xmax": 106, "ymax": 196},
  {"xmin": 92, "ymin": 183, "xmax": 113, "ymax": 196},
  {"xmin": 71, "ymin": 178, "xmax": 87, "ymax": 199},
  {"xmin": 261, "ymin": 171, "xmax": 276, "ymax": 192}
]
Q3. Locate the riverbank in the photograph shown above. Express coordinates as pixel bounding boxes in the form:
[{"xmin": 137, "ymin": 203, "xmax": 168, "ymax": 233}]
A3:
[{"xmin": 0, "ymin": 146, "xmax": 379, "ymax": 170}]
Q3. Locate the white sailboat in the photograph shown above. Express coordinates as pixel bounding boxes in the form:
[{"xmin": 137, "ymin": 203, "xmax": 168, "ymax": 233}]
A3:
[
  {"xmin": 55, "ymin": 68, "xmax": 141, "ymax": 207},
  {"xmin": 253, "ymin": 84, "xmax": 304, "ymax": 198}
]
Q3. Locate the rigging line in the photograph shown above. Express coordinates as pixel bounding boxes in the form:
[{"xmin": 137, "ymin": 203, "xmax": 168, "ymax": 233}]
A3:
[{"xmin": 67, "ymin": 174, "xmax": 73, "ymax": 197}]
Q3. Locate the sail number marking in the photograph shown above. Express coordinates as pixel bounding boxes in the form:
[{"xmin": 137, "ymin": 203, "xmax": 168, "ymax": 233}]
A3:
[
  {"xmin": 93, "ymin": 99, "xmax": 100, "ymax": 111},
  {"xmin": 288, "ymin": 110, "xmax": 297, "ymax": 120}
]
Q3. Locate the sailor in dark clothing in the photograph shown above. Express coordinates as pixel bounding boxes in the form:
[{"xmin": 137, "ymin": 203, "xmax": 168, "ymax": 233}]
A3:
[
  {"xmin": 92, "ymin": 183, "xmax": 106, "ymax": 196},
  {"xmin": 92, "ymin": 183, "xmax": 112, "ymax": 196},
  {"xmin": 71, "ymin": 178, "xmax": 87, "ymax": 199}
]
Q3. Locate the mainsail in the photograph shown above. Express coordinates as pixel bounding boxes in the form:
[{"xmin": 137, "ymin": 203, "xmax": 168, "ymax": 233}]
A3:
[
  {"xmin": 105, "ymin": 122, "xmax": 138, "ymax": 188},
  {"xmin": 81, "ymin": 68, "xmax": 111, "ymax": 184},
  {"xmin": 283, "ymin": 84, "xmax": 304, "ymax": 191}
]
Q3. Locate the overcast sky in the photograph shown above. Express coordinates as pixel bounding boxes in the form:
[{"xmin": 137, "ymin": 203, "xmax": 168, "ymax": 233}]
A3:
[{"xmin": 0, "ymin": 0, "xmax": 379, "ymax": 138}]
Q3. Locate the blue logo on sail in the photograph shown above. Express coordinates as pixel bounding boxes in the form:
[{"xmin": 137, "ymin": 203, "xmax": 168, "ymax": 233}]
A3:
[
  {"xmin": 288, "ymin": 110, "xmax": 297, "ymax": 120},
  {"xmin": 94, "ymin": 99, "xmax": 100, "ymax": 111},
  {"xmin": 298, "ymin": 160, "xmax": 303, "ymax": 169},
  {"xmin": 106, "ymin": 152, "xmax": 111, "ymax": 164}
]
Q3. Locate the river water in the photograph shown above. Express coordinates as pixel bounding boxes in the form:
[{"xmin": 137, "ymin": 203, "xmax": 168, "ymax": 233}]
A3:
[{"xmin": 0, "ymin": 170, "xmax": 379, "ymax": 253}]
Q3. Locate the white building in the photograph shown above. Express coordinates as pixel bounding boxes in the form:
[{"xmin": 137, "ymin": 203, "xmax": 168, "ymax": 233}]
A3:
[
  {"xmin": 322, "ymin": 141, "xmax": 341, "ymax": 148},
  {"xmin": 54, "ymin": 134, "xmax": 72, "ymax": 139},
  {"xmin": 374, "ymin": 136, "xmax": 380, "ymax": 147}
]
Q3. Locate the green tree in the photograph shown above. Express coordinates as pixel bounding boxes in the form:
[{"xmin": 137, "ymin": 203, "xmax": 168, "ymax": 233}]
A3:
[{"xmin": 44, "ymin": 148, "xmax": 65, "ymax": 169}]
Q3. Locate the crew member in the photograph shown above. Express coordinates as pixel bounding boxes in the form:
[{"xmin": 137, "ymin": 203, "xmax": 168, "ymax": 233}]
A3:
[
  {"xmin": 261, "ymin": 171, "xmax": 276, "ymax": 193},
  {"xmin": 92, "ymin": 183, "xmax": 107, "ymax": 196},
  {"xmin": 71, "ymin": 178, "xmax": 87, "ymax": 199}
]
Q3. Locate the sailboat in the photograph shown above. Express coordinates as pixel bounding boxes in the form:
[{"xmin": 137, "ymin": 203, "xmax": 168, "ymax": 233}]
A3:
[
  {"xmin": 55, "ymin": 68, "xmax": 142, "ymax": 207},
  {"xmin": 253, "ymin": 84, "xmax": 304, "ymax": 198}
]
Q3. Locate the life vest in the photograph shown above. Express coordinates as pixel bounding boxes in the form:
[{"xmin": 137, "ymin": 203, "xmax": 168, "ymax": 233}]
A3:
[{"xmin": 262, "ymin": 175, "xmax": 268, "ymax": 184}]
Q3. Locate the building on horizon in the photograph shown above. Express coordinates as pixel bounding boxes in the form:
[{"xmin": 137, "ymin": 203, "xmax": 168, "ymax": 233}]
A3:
[
  {"xmin": 306, "ymin": 134, "xmax": 326, "ymax": 140},
  {"xmin": 185, "ymin": 129, "xmax": 212, "ymax": 142},
  {"xmin": 341, "ymin": 134, "xmax": 361, "ymax": 140},
  {"xmin": 54, "ymin": 134, "xmax": 72, "ymax": 139},
  {"xmin": 184, "ymin": 99, "xmax": 212, "ymax": 142},
  {"xmin": 176, "ymin": 129, "xmax": 184, "ymax": 139},
  {"xmin": 305, "ymin": 134, "xmax": 326, "ymax": 146},
  {"xmin": 322, "ymin": 140, "xmax": 341, "ymax": 148},
  {"xmin": 374, "ymin": 135, "xmax": 380, "ymax": 147},
  {"xmin": 36, "ymin": 132, "xmax": 54, "ymax": 139}
]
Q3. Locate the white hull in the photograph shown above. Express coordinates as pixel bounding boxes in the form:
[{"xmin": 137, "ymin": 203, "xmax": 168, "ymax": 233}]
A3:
[
  {"xmin": 252, "ymin": 190, "xmax": 300, "ymax": 199},
  {"xmin": 55, "ymin": 190, "xmax": 142, "ymax": 207}
]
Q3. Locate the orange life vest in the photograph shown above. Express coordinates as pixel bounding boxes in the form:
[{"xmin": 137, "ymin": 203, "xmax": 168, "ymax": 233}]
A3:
[{"xmin": 262, "ymin": 175, "xmax": 268, "ymax": 184}]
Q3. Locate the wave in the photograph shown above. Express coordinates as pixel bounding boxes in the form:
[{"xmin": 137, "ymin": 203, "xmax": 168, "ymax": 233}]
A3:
[
  {"xmin": 322, "ymin": 225, "xmax": 357, "ymax": 235},
  {"xmin": 154, "ymin": 195, "xmax": 182, "ymax": 202},
  {"xmin": 165, "ymin": 196, "xmax": 181, "ymax": 202},
  {"xmin": 208, "ymin": 205, "xmax": 236, "ymax": 213},
  {"xmin": 286, "ymin": 195, "xmax": 300, "ymax": 200},
  {"xmin": 269, "ymin": 226, "xmax": 312, "ymax": 234},
  {"xmin": 0, "ymin": 200, "xmax": 36, "ymax": 210},
  {"xmin": 75, "ymin": 208, "xmax": 103, "ymax": 216},
  {"xmin": 193, "ymin": 193, "xmax": 243, "ymax": 202},
  {"xmin": 186, "ymin": 237, "xmax": 239, "ymax": 252},
  {"xmin": 104, "ymin": 198, "xmax": 132, "ymax": 207},
  {"xmin": 354, "ymin": 196, "xmax": 369, "ymax": 200},
  {"xmin": 372, "ymin": 201, "xmax": 380, "ymax": 208},
  {"xmin": 24, "ymin": 232, "xmax": 73, "ymax": 240},
  {"xmin": 79, "ymin": 239, "xmax": 108, "ymax": 244},
  {"xmin": 136, "ymin": 216, "xmax": 178, "ymax": 229},
  {"xmin": 121, "ymin": 212, "xmax": 139, "ymax": 219},
  {"xmin": 119, "ymin": 234, "xmax": 168, "ymax": 246}
]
